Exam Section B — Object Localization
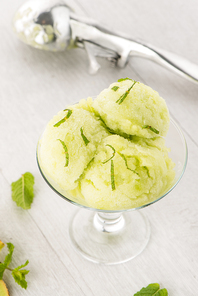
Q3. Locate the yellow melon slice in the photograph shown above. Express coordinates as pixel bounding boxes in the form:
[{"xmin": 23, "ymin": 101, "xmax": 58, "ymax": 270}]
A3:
[
  {"xmin": 0, "ymin": 280, "xmax": 10, "ymax": 296},
  {"xmin": 0, "ymin": 240, "xmax": 5, "ymax": 251}
]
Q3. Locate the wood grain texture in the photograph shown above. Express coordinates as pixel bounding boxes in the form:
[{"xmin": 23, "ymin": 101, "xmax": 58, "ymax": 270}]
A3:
[{"xmin": 0, "ymin": 0, "xmax": 198, "ymax": 295}]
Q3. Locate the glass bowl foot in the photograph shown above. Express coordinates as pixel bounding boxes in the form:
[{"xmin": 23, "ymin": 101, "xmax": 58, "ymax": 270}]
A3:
[{"xmin": 69, "ymin": 209, "xmax": 150, "ymax": 265}]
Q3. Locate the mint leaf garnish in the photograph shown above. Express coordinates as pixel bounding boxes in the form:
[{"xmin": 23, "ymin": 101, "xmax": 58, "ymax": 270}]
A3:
[
  {"xmin": 102, "ymin": 144, "xmax": 116, "ymax": 164},
  {"xmin": 111, "ymin": 86, "xmax": 119, "ymax": 91},
  {"xmin": 110, "ymin": 159, "xmax": 115, "ymax": 191},
  {"xmin": 117, "ymin": 77, "xmax": 132, "ymax": 82},
  {"xmin": 11, "ymin": 173, "xmax": 34, "ymax": 210},
  {"xmin": 116, "ymin": 81, "xmax": 137, "ymax": 104},
  {"xmin": 0, "ymin": 264, "xmax": 6, "ymax": 280},
  {"xmin": 4, "ymin": 243, "xmax": 14, "ymax": 268},
  {"xmin": 12, "ymin": 260, "xmax": 29, "ymax": 289},
  {"xmin": 134, "ymin": 283, "xmax": 168, "ymax": 296},
  {"xmin": 0, "ymin": 243, "xmax": 14, "ymax": 280},
  {"xmin": 58, "ymin": 139, "xmax": 69, "ymax": 167},
  {"xmin": 142, "ymin": 125, "xmax": 159, "ymax": 134},
  {"xmin": 12, "ymin": 269, "xmax": 29, "ymax": 289},
  {"xmin": 0, "ymin": 241, "xmax": 29, "ymax": 290},
  {"xmin": 80, "ymin": 127, "xmax": 90, "ymax": 146},
  {"xmin": 53, "ymin": 109, "xmax": 72, "ymax": 127}
]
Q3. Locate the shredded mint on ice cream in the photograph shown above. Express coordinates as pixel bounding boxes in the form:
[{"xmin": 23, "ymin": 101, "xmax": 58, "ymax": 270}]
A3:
[{"xmin": 38, "ymin": 79, "xmax": 175, "ymax": 210}]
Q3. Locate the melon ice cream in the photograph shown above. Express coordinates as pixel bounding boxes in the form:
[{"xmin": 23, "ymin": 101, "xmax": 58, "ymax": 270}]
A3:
[
  {"xmin": 93, "ymin": 78, "xmax": 170, "ymax": 138},
  {"xmin": 38, "ymin": 79, "xmax": 175, "ymax": 210},
  {"xmin": 39, "ymin": 102, "xmax": 109, "ymax": 191},
  {"xmin": 78, "ymin": 135, "xmax": 175, "ymax": 210}
]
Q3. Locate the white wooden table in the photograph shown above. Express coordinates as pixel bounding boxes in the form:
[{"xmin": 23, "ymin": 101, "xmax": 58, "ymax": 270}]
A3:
[{"xmin": 1, "ymin": 0, "xmax": 198, "ymax": 295}]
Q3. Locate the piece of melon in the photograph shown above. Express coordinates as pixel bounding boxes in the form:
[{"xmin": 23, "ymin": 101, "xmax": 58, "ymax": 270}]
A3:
[
  {"xmin": 0, "ymin": 240, "xmax": 5, "ymax": 251},
  {"xmin": 0, "ymin": 280, "xmax": 10, "ymax": 296}
]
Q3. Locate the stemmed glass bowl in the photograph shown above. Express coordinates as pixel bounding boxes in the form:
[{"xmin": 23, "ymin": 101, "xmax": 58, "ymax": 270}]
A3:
[{"xmin": 37, "ymin": 116, "xmax": 187, "ymax": 265}]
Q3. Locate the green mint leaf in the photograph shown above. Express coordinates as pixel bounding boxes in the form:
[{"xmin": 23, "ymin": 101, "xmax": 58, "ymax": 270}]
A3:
[
  {"xmin": 80, "ymin": 127, "xmax": 90, "ymax": 146},
  {"xmin": 116, "ymin": 81, "xmax": 137, "ymax": 104},
  {"xmin": 0, "ymin": 243, "xmax": 14, "ymax": 280},
  {"xmin": 102, "ymin": 144, "xmax": 116, "ymax": 164},
  {"xmin": 142, "ymin": 125, "xmax": 159, "ymax": 134},
  {"xmin": 117, "ymin": 77, "xmax": 132, "ymax": 82},
  {"xmin": 12, "ymin": 260, "xmax": 29, "ymax": 289},
  {"xmin": 156, "ymin": 289, "xmax": 168, "ymax": 296},
  {"xmin": 11, "ymin": 172, "xmax": 34, "ymax": 210},
  {"xmin": 12, "ymin": 269, "xmax": 29, "ymax": 289},
  {"xmin": 0, "ymin": 243, "xmax": 30, "ymax": 291},
  {"xmin": 134, "ymin": 283, "xmax": 168, "ymax": 296},
  {"xmin": 54, "ymin": 109, "xmax": 72, "ymax": 127},
  {"xmin": 0, "ymin": 264, "xmax": 6, "ymax": 280},
  {"xmin": 12, "ymin": 260, "xmax": 29, "ymax": 272},
  {"xmin": 4, "ymin": 243, "xmax": 14, "ymax": 268},
  {"xmin": 110, "ymin": 159, "xmax": 115, "ymax": 190},
  {"xmin": 58, "ymin": 139, "xmax": 69, "ymax": 167},
  {"xmin": 111, "ymin": 86, "xmax": 119, "ymax": 91}
]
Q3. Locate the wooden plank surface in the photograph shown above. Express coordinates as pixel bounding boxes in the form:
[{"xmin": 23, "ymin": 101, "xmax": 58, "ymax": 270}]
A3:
[{"xmin": 0, "ymin": 0, "xmax": 198, "ymax": 295}]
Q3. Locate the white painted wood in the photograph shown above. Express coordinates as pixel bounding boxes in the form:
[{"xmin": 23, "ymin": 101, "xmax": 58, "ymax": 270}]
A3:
[{"xmin": 0, "ymin": 0, "xmax": 198, "ymax": 295}]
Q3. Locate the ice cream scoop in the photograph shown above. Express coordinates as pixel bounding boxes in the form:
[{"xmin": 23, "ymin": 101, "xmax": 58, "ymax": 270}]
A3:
[
  {"xmin": 13, "ymin": 0, "xmax": 198, "ymax": 81},
  {"xmin": 39, "ymin": 99, "xmax": 109, "ymax": 191},
  {"xmin": 79, "ymin": 134, "xmax": 175, "ymax": 210},
  {"xmin": 93, "ymin": 79, "xmax": 170, "ymax": 138}
]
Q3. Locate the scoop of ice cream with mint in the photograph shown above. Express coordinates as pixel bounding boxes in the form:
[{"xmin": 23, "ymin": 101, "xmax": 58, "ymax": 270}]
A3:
[
  {"xmin": 39, "ymin": 103, "xmax": 109, "ymax": 191},
  {"xmin": 93, "ymin": 78, "xmax": 170, "ymax": 138},
  {"xmin": 78, "ymin": 135, "xmax": 175, "ymax": 210},
  {"xmin": 38, "ymin": 79, "xmax": 175, "ymax": 210}
]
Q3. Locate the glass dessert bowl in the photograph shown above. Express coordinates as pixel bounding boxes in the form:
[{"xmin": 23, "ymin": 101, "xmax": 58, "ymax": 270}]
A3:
[
  {"xmin": 37, "ymin": 116, "xmax": 187, "ymax": 265},
  {"xmin": 36, "ymin": 78, "xmax": 187, "ymax": 264}
]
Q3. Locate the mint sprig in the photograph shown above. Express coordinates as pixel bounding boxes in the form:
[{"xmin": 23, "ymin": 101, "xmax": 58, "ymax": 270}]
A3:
[
  {"xmin": 11, "ymin": 172, "xmax": 34, "ymax": 210},
  {"xmin": 134, "ymin": 283, "xmax": 168, "ymax": 296},
  {"xmin": 12, "ymin": 261, "xmax": 29, "ymax": 289},
  {"xmin": 0, "ymin": 243, "xmax": 29, "ymax": 290},
  {"xmin": 0, "ymin": 243, "xmax": 15, "ymax": 279}
]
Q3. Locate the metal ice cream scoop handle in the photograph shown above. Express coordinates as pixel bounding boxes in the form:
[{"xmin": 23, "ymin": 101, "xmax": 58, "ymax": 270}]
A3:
[{"xmin": 13, "ymin": 0, "xmax": 198, "ymax": 82}]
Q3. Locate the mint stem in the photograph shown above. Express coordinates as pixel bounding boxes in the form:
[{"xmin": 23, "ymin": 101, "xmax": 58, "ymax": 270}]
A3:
[{"xmin": 6, "ymin": 266, "xmax": 14, "ymax": 271}]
